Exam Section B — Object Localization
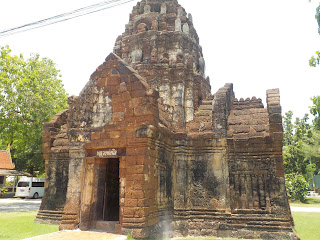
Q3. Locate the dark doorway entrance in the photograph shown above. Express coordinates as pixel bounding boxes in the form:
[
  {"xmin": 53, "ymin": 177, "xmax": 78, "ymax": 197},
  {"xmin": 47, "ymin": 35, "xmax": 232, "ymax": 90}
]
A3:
[{"xmin": 97, "ymin": 158, "xmax": 119, "ymax": 221}]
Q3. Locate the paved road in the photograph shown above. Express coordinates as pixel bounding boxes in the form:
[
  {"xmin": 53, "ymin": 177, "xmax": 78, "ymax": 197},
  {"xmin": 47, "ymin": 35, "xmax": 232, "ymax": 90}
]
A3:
[
  {"xmin": 0, "ymin": 198, "xmax": 41, "ymax": 212},
  {"xmin": 24, "ymin": 230, "xmax": 126, "ymax": 240},
  {"xmin": 290, "ymin": 206, "xmax": 320, "ymax": 212}
]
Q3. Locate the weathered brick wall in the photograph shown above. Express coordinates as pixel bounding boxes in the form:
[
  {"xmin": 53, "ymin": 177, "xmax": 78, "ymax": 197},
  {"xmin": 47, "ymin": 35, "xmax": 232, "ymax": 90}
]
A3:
[
  {"xmin": 37, "ymin": 109, "xmax": 70, "ymax": 222},
  {"xmin": 227, "ymin": 89, "xmax": 290, "ymax": 216},
  {"xmin": 58, "ymin": 53, "xmax": 162, "ymax": 235}
]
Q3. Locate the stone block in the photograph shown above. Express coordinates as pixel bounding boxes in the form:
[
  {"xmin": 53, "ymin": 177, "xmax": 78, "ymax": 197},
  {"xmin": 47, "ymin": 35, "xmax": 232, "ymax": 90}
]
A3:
[
  {"xmin": 128, "ymin": 190, "xmax": 144, "ymax": 199},
  {"xmin": 269, "ymin": 123, "xmax": 283, "ymax": 133},
  {"xmin": 126, "ymin": 147, "xmax": 147, "ymax": 156},
  {"xmin": 112, "ymin": 112, "xmax": 124, "ymax": 122},
  {"xmin": 134, "ymin": 105, "xmax": 152, "ymax": 116},
  {"xmin": 120, "ymin": 91, "xmax": 131, "ymax": 102},
  {"xmin": 112, "ymin": 94, "xmax": 124, "ymax": 103},
  {"xmin": 91, "ymin": 132, "xmax": 101, "ymax": 140},
  {"xmin": 131, "ymin": 89, "xmax": 146, "ymax": 97},
  {"xmin": 269, "ymin": 113, "xmax": 282, "ymax": 123},
  {"xmin": 113, "ymin": 103, "xmax": 125, "ymax": 112},
  {"xmin": 107, "ymin": 76, "xmax": 120, "ymax": 86},
  {"xmin": 109, "ymin": 130, "xmax": 121, "ymax": 139}
]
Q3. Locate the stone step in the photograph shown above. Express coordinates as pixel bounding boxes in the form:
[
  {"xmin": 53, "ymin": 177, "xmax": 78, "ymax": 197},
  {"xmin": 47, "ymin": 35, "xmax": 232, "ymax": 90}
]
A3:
[
  {"xmin": 36, "ymin": 212, "xmax": 63, "ymax": 218},
  {"xmin": 193, "ymin": 115, "xmax": 212, "ymax": 122},
  {"xmin": 202, "ymin": 100, "xmax": 213, "ymax": 105},
  {"xmin": 199, "ymin": 104, "xmax": 213, "ymax": 111},
  {"xmin": 61, "ymin": 219, "xmax": 76, "ymax": 224},
  {"xmin": 220, "ymin": 223, "xmax": 292, "ymax": 231},
  {"xmin": 36, "ymin": 215, "xmax": 62, "ymax": 221},
  {"xmin": 93, "ymin": 221, "xmax": 120, "ymax": 233},
  {"xmin": 232, "ymin": 209, "xmax": 268, "ymax": 214},
  {"xmin": 229, "ymin": 215, "xmax": 291, "ymax": 222},
  {"xmin": 61, "ymin": 216, "xmax": 77, "ymax": 221},
  {"xmin": 228, "ymin": 220, "xmax": 291, "ymax": 226},
  {"xmin": 37, "ymin": 211, "xmax": 64, "ymax": 216},
  {"xmin": 195, "ymin": 110, "xmax": 212, "ymax": 117},
  {"xmin": 64, "ymin": 212, "xmax": 77, "ymax": 215},
  {"xmin": 35, "ymin": 210, "xmax": 64, "ymax": 224}
]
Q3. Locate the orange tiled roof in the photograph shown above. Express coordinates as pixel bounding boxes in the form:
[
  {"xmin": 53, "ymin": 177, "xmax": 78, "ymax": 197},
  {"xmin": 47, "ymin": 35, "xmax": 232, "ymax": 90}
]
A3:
[{"xmin": 0, "ymin": 150, "xmax": 14, "ymax": 170}]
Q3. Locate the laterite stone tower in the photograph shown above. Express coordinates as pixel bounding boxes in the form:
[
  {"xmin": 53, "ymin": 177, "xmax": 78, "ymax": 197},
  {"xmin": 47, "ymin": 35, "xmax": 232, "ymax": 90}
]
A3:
[{"xmin": 36, "ymin": 0, "xmax": 297, "ymax": 239}]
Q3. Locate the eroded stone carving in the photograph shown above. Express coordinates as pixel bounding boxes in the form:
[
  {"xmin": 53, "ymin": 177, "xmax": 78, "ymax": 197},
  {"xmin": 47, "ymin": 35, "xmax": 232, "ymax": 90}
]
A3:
[
  {"xmin": 150, "ymin": 48, "xmax": 157, "ymax": 63},
  {"xmin": 161, "ymin": 3, "xmax": 166, "ymax": 14},
  {"xmin": 175, "ymin": 17, "xmax": 182, "ymax": 32},
  {"xmin": 183, "ymin": 23, "xmax": 189, "ymax": 34},
  {"xmin": 144, "ymin": 4, "xmax": 151, "ymax": 14},
  {"xmin": 137, "ymin": 22, "xmax": 147, "ymax": 33},
  {"xmin": 177, "ymin": 7, "xmax": 183, "ymax": 17},
  {"xmin": 188, "ymin": 13, "xmax": 193, "ymax": 23},
  {"xmin": 151, "ymin": 19, "xmax": 158, "ymax": 30},
  {"xmin": 130, "ymin": 49, "xmax": 143, "ymax": 63}
]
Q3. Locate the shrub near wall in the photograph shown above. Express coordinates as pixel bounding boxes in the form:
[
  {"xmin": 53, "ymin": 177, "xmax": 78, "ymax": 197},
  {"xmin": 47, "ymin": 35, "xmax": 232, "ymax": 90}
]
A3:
[{"xmin": 286, "ymin": 173, "xmax": 309, "ymax": 202}]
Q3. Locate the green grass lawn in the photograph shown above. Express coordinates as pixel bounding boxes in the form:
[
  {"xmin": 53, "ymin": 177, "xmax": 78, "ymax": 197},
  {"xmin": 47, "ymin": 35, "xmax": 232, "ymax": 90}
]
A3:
[
  {"xmin": 172, "ymin": 238, "xmax": 250, "ymax": 240},
  {"xmin": 289, "ymin": 197, "xmax": 320, "ymax": 207},
  {"xmin": 0, "ymin": 211, "xmax": 58, "ymax": 240},
  {"xmin": 292, "ymin": 212, "xmax": 320, "ymax": 240},
  {"xmin": 1, "ymin": 210, "xmax": 319, "ymax": 240}
]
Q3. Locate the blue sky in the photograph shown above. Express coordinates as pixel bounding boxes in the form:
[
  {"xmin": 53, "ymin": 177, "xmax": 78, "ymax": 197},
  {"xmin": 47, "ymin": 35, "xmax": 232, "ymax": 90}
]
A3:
[{"xmin": 1, "ymin": 0, "xmax": 320, "ymax": 119}]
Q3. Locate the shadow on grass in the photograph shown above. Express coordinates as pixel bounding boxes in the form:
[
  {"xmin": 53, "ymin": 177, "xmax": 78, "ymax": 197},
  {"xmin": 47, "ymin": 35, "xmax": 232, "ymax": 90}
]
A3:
[{"xmin": 290, "ymin": 197, "xmax": 320, "ymax": 207}]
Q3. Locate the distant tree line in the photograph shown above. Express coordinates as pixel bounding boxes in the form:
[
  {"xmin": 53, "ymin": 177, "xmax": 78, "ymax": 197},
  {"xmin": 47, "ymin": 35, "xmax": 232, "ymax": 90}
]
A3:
[{"xmin": 283, "ymin": 96, "xmax": 320, "ymax": 202}]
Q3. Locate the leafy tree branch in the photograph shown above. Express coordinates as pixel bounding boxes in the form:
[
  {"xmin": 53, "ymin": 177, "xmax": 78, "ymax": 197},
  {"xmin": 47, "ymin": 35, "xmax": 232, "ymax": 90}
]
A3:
[{"xmin": 0, "ymin": 45, "xmax": 68, "ymax": 175}]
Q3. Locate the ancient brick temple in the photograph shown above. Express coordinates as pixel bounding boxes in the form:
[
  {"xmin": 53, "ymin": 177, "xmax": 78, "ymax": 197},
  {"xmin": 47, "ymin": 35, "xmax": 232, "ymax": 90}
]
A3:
[{"xmin": 36, "ymin": 0, "xmax": 297, "ymax": 239}]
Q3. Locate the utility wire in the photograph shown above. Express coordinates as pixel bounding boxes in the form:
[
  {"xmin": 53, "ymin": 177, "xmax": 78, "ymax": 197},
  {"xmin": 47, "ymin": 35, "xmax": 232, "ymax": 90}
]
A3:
[{"xmin": 0, "ymin": 0, "xmax": 136, "ymax": 38}]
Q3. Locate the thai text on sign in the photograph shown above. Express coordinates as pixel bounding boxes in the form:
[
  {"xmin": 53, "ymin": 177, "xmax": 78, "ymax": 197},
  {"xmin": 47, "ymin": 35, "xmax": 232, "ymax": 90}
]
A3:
[{"xmin": 97, "ymin": 149, "xmax": 117, "ymax": 158}]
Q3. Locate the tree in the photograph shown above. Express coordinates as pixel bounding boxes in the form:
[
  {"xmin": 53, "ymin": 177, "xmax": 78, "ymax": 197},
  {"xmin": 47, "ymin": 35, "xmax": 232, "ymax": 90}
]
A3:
[
  {"xmin": 302, "ymin": 130, "xmax": 320, "ymax": 172},
  {"xmin": 310, "ymin": 96, "xmax": 320, "ymax": 129},
  {"xmin": 285, "ymin": 173, "xmax": 309, "ymax": 202},
  {"xmin": 283, "ymin": 111, "xmax": 294, "ymax": 146},
  {"xmin": 283, "ymin": 111, "xmax": 313, "ymax": 201},
  {"xmin": 309, "ymin": 4, "xmax": 320, "ymax": 67},
  {"xmin": 309, "ymin": 51, "xmax": 320, "ymax": 67},
  {"xmin": 283, "ymin": 112, "xmax": 311, "ymax": 176},
  {"xmin": 0, "ymin": 45, "xmax": 68, "ymax": 175},
  {"xmin": 302, "ymin": 96, "xmax": 320, "ymax": 177}
]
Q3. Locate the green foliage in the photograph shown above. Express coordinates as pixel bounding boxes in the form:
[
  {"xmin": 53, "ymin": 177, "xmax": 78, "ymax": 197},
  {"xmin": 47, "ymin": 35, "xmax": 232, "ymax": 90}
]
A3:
[
  {"xmin": 301, "ymin": 130, "xmax": 320, "ymax": 174},
  {"xmin": 316, "ymin": 3, "xmax": 320, "ymax": 34},
  {"xmin": 36, "ymin": 172, "xmax": 46, "ymax": 178},
  {"xmin": 285, "ymin": 173, "xmax": 310, "ymax": 202},
  {"xmin": 127, "ymin": 233, "xmax": 136, "ymax": 240},
  {"xmin": 310, "ymin": 96, "xmax": 320, "ymax": 129},
  {"xmin": 0, "ymin": 187, "xmax": 8, "ymax": 197},
  {"xmin": 0, "ymin": 45, "xmax": 68, "ymax": 175},
  {"xmin": 283, "ymin": 111, "xmax": 294, "ymax": 146},
  {"xmin": 309, "ymin": 4, "xmax": 320, "ymax": 67},
  {"xmin": 283, "ymin": 111, "xmax": 312, "ymax": 176},
  {"xmin": 309, "ymin": 51, "xmax": 320, "ymax": 67},
  {"xmin": 283, "ymin": 103, "xmax": 320, "ymax": 202}
]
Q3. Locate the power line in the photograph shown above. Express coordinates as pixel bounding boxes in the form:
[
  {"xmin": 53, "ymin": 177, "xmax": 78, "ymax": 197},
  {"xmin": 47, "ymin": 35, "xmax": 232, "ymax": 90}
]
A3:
[{"xmin": 0, "ymin": 0, "xmax": 136, "ymax": 38}]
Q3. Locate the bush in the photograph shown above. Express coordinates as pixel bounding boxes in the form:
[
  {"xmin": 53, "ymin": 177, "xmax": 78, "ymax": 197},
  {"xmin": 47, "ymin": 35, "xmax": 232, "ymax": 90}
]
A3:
[
  {"xmin": 0, "ymin": 187, "xmax": 8, "ymax": 197},
  {"xmin": 285, "ymin": 173, "xmax": 310, "ymax": 202},
  {"xmin": 127, "ymin": 233, "xmax": 135, "ymax": 240}
]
